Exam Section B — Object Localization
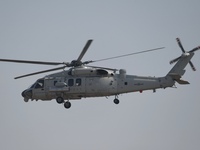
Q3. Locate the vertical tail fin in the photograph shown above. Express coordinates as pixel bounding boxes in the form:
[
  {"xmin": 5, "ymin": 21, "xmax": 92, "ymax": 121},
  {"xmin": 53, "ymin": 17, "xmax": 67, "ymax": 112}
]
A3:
[
  {"xmin": 167, "ymin": 53, "xmax": 194, "ymax": 77},
  {"xmin": 167, "ymin": 53, "xmax": 194, "ymax": 84}
]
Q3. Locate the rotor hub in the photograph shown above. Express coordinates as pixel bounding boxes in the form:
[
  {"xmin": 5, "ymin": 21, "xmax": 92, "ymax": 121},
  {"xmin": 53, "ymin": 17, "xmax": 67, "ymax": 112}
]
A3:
[
  {"xmin": 70, "ymin": 60, "xmax": 83, "ymax": 67},
  {"xmin": 182, "ymin": 52, "xmax": 190, "ymax": 57}
]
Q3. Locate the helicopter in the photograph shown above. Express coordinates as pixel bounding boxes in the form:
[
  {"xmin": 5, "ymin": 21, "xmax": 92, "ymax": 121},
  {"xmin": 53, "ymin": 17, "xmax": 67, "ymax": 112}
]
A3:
[{"xmin": 0, "ymin": 38, "xmax": 199, "ymax": 109}]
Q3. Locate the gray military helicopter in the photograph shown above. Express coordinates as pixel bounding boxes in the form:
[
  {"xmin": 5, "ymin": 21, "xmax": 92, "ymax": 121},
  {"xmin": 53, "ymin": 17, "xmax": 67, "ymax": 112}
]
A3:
[{"xmin": 0, "ymin": 38, "xmax": 199, "ymax": 109}]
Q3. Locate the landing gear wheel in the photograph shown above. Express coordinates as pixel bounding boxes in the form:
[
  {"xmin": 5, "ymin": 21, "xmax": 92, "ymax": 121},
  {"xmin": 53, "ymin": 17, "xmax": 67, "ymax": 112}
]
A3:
[
  {"xmin": 114, "ymin": 99, "xmax": 120, "ymax": 104},
  {"xmin": 24, "ymin": 98, "xmax": 29, "ymax": 102},
  {"xmin": 56, "ymin": 97, "xmax": 64, "ymax": 104},
  {"xmin": 64, "ymin": 101, "xmax": 71, "ymax": 109}
]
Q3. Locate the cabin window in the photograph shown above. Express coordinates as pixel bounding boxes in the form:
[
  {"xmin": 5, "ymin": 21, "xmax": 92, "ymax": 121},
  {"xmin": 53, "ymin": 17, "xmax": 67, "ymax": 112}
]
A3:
[
  {"xmin": 68, "ymin": 79, "xmax": 74, "ymax": 86},
  {"xmin": 76, "ymin": 78, "xmax": 81, "ymax": 86}
]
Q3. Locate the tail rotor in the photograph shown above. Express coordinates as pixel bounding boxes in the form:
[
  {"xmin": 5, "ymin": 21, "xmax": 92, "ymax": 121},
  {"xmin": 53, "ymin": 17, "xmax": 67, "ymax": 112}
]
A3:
[{"xmin": 170, "ymin": 38, "xmax": 200, "ymax": 71}]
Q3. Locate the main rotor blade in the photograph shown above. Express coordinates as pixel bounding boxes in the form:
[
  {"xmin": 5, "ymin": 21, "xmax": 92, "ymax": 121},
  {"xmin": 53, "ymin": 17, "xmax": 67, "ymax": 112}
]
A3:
[
  {"xmin": 176, "ymin": 38, "xmax": 186, "ymax": 53},
  {"xmin": 189, "ymin": 61, "xmax": 196, "ymax": 71},
  {"xmin": 91, "ymin": 47, "xmax": 165, "ymax": 63},
  {"xmin": 0, "ymin": 59, "xmax": 63, "ymax": 65},
  {"xmin": 189, "ymin": 46, "xmax": 200, "ymax": 53},
  {"xmin": 77, "ymin": 39, "xmax": 93, "ymax": 61},
  {"xmin": 14, "ymin": 66, "xmax": 66, "ymax": 79}
]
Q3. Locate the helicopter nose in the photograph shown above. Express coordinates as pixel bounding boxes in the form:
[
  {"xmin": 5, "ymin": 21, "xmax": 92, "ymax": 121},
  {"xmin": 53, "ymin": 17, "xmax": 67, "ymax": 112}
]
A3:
[
  {"xmin": 21, "ymin": 90, "xmax": 26, "ymax": 97},
  {"xmin": 21, "ymin": 89, "xmax": 32, "ymax": 98}
]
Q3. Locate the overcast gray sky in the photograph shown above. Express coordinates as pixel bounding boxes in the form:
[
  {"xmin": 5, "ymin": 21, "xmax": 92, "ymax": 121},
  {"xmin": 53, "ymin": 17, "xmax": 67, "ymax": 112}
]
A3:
[{"xmin": 0, "ymin": 0, "xmax": 200, "ymax": 150}]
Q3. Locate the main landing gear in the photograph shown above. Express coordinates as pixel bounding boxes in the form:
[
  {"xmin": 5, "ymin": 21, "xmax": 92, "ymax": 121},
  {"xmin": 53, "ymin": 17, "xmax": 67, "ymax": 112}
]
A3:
[
  {"xmin": 56, "ymin": 97, "xmax": 71, "ymax": 109},
  {"xmin": 56, "ymin": 95, "xmax": 120, "ymax": 109},
  {"xmin": 56, "ymin": 97, "xmax": 64, "ymax": 104},
  {"xmin": 64, "ymin": 101, "xmax": 71, "ymax": 109}
]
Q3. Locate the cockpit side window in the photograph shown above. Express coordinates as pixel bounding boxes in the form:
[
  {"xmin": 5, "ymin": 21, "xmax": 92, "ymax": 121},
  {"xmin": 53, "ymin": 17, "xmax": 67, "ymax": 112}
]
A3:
[{"xmin": 35, "ymin": 79, "xmax": 44, "ymax": 89}]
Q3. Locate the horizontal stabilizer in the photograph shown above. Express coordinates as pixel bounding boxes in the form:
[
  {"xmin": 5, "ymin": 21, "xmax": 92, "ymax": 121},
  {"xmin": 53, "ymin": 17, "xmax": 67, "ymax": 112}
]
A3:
[
  {"xmin": 176, "ymin": 79, "xmax": 190, "ymax": 84},
  {"xmin": 168, "ymin": 73, "xmax": 189, "ymax": 84}
]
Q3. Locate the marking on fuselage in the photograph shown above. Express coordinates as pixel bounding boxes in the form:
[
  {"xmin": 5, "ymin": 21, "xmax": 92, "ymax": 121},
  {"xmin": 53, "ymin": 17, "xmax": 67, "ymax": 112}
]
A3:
[{"xmin": 134, "ymin": 83, "xmax": 144, "ymax": 86}]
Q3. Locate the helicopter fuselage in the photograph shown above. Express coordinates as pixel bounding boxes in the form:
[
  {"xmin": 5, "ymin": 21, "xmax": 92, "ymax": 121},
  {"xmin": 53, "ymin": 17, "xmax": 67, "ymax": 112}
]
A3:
[{"xmin": 22, "ymin": 67, "xmax": 175, "ymax": 102}]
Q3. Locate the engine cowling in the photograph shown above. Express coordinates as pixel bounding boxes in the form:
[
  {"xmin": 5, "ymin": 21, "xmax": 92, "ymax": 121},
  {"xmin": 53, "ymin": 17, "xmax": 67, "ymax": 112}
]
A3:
[
  {"xmin": 71, "ymin": 67, "xmax": 95, "ymax": 76},
  {"xmin": 69, "ymin": 66, "xmax": 114, "ymax": 76}
]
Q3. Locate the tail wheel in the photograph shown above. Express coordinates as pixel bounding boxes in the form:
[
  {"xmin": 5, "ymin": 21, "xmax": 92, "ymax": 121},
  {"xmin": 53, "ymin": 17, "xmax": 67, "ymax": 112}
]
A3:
[{"xmin": 114, "ymin": 99, "xmax": 120, "ymax": 104}]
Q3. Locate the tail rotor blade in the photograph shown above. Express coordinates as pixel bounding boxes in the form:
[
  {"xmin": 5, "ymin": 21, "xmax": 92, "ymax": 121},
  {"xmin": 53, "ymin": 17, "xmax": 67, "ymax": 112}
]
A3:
[
  {"xmin": 170, "ymin": 56, "xmax": 182, "ymax": 64},
  {"xmin": 189, "ymin": 46, "xmax": 200, "ymax": 53},
  {"xmin": 176, "ymin": 38, "xmax": 186, "ymax": 53},
  {"xmin": 189, "ymin": 61, "xmax": 196, "ymax": 71}
]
